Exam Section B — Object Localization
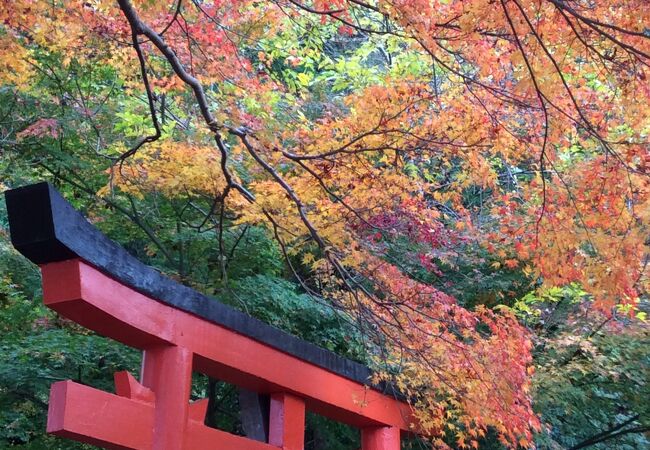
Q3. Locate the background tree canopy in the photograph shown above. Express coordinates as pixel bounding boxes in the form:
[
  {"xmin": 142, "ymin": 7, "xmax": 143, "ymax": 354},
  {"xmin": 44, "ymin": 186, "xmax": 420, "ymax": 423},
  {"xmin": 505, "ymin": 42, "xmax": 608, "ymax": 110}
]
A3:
[{"xmin": 0, "ymin": 0, "xmax": 648, "ymax": 448}]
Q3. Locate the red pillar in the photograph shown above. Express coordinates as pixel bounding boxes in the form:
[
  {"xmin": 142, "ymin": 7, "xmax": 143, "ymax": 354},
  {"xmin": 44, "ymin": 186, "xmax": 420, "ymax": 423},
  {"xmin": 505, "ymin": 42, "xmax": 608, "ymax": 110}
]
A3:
[
  {"xmin": 141, "ymin": 345, "xmax": 193, "ymax": 450},
  {"xmin": 361, "ymin": 426, "xmax": 400, "ymax": 450},
  {"xmin": 268, "ymin": 393, "xmax": 305, "ymax": 450}
]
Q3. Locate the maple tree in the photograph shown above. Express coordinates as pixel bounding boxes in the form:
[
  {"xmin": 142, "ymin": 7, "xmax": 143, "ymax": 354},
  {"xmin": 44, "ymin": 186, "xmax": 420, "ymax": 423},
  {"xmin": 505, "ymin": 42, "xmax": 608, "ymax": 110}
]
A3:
[{"xmin": 1, "ymin": 0, "xmax": 648, "ymax": 448}]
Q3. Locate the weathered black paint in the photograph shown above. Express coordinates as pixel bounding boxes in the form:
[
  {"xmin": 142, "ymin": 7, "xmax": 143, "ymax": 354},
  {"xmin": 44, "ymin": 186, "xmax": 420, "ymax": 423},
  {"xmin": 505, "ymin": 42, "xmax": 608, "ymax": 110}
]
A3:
[{"xmin": 5, "ymin": 182, "xmax": 379, "ymax": 388}]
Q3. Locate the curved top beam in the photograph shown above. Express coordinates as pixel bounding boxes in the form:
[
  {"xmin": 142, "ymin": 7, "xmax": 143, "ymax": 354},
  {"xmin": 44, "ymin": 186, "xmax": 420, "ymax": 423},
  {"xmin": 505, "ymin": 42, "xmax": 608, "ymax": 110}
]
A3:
[{"xmin": 4, "ymin": 182, "xmax": 376, "ymax": 388}]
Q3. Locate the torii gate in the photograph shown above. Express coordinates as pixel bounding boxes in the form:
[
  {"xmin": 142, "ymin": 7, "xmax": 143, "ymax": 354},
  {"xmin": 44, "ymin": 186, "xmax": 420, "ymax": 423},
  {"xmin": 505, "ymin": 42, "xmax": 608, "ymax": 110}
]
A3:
[{"xmin": 5, "ymin": 182, "xmax": 414, "ymax": 450}]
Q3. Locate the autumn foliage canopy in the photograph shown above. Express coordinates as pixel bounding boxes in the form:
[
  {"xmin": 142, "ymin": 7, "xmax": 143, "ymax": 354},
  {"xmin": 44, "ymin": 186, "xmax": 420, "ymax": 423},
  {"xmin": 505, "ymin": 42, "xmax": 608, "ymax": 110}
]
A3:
[{"xmin": 1, "ymin": 0, "xmax": 648, "ymax": 448}]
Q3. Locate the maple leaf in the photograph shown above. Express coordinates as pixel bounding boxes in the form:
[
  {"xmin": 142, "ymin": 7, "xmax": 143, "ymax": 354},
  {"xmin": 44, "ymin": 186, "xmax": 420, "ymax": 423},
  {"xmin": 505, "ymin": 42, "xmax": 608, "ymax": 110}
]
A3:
[{"xmin": 16, "ymin": 119, "xmax": 59, "ymax": 141}]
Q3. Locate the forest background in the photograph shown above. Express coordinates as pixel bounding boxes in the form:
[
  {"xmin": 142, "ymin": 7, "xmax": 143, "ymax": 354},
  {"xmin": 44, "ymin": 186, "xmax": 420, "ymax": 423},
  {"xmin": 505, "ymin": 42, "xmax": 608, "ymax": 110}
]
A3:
[{"xmin": 0, "ymin": 0, "xmax": 648, "ymax": 449}]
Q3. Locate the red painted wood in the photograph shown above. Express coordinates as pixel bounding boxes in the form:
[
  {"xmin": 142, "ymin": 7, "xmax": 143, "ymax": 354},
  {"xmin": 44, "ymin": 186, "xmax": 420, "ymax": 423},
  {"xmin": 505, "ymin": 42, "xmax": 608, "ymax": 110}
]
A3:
[
  {"xmin": 46, "ymin": 379, "xmax": 285, "ymax": 450},
  {"xmin": 40, "ymin": 259, "xmax": 413, "ymax": 431},
  {"xmin": 188, "ymin": 398, "xmax": 209, "ymax": 423},
  {"xmin": 269, "ymin": 393, "xmax": 305, "ymax": 450},
  {"xmin": 40, "ymin": 259, "xmax": 171, "ymax": 348},
  {"xmin": 47, "ymin": 380, "xmax": 154, "ymax": 449},
  {"xmin": 114, "ymin": 371, "xmax": 155, "ymax": 403},
  {"xmin": 361, "ymin": 426, "xmax": 401, "ymax": 450},
  {"xmin": 184, "ymin": 421, "xmax": 279, "ymax": 450},
  {"xmin": 141, "ymin": 346, "xmax": 193, "ymax": 450}
]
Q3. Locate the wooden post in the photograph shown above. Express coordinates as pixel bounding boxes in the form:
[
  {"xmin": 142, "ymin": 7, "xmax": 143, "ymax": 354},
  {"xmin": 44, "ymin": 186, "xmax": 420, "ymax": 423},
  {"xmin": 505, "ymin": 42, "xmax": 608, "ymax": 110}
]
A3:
[
  {"xmin": 269, "ymin": 393, "xmax": 306, "ymax": 450},
  {"xmin": 361, "ymin": 426, "xmax": 401, "ymax": 450},
  {"xmin": 142, "ymin": 345, "xmax": 193, "ymax": 450}
]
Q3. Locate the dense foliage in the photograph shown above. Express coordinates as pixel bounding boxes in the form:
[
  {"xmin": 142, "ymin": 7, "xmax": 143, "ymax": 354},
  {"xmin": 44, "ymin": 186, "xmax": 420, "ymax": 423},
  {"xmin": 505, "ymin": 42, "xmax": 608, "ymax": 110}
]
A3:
[{"xmin": 0, "ymin": 0, "xmax": 648, "ymax": 448}]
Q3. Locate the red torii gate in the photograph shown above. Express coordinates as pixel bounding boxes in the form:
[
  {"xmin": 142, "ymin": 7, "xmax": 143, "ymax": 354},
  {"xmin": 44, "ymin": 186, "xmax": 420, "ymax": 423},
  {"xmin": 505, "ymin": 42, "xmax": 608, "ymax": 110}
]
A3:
[{"xmin": 5, "ymin": 183, "xmax": 415, "ymax": 450}]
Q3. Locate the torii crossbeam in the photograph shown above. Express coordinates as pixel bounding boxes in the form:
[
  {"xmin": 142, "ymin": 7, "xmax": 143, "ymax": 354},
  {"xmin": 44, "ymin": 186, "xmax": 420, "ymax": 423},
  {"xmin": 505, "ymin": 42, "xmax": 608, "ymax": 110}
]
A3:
[{"xmin": 5, "ymin": 182, "xmax": 414, "ymax": 450}]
